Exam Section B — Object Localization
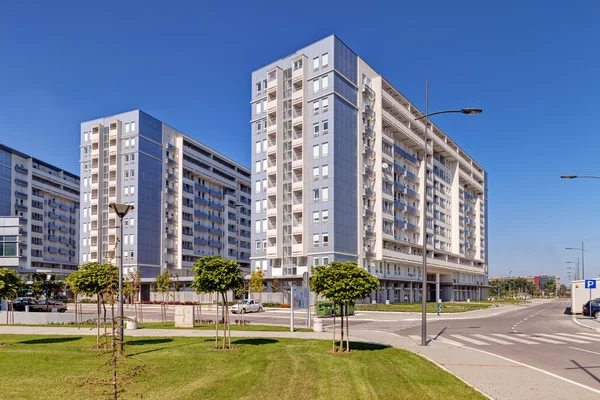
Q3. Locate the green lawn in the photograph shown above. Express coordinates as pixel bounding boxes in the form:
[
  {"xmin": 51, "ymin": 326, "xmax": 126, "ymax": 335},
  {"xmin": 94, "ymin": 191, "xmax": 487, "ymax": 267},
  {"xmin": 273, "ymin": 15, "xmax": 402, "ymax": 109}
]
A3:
[
  {"xmin": 0, "ymin": 335, "xmax": 484, "ymax": 400},
  {"xmin": 355, "ymin": 302, "xmax": 493, "ymax": 313}
]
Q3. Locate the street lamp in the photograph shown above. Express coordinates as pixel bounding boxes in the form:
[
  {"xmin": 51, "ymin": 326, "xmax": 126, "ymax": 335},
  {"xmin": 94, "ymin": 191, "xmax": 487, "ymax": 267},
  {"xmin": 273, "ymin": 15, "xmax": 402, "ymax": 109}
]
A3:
[
  {"xmin": 566, "ymin": 258, "xmax": 580, "ymax": 281},
  {"xmin": 560, "ymin": 175, "xmax": 600, "ymax": 179},
  {"xmin": 566, "ymin": 243, "xmax": 585, "ymax": 280},
  {"xmin": 109, "ymin": 202, "xmax": 134, "ymax": 353},
  {"xmin": 415, "ymin": 81, "xmax": 482, "ymax": 347}
]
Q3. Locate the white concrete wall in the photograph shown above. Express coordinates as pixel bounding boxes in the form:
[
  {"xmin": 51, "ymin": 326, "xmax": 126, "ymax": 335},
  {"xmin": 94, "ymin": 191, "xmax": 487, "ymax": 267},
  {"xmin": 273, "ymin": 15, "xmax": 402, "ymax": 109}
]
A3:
[
  {"xmin": 571, "ymin": 279, "xmax": 600, "ymax": 314},
  {"xmin": 0, "ymin": 311, "xmax": 97, "ymax": 325}
]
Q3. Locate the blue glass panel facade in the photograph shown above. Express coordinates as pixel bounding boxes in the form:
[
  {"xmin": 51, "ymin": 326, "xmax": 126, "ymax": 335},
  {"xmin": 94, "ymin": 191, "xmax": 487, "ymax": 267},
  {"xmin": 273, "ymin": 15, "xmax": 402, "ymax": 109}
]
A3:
[{"xmin": 136, "ymin": 152, "xmax": 162, "ymax": 266}]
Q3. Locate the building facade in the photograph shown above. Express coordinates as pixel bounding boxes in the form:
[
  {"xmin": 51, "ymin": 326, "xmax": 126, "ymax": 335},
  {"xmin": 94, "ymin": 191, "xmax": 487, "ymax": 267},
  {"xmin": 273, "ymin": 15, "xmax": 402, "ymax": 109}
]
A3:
[
  {"xmin": 0, "ymin": 144, "xmax": 80, "ymax": 278},
  {"xmin": 250, "ymin": 35, "xmax": 488, "ymax": 302},
  {"xmin": 80, "ymin": 110, "xmax": 252, "ymax": 280}
]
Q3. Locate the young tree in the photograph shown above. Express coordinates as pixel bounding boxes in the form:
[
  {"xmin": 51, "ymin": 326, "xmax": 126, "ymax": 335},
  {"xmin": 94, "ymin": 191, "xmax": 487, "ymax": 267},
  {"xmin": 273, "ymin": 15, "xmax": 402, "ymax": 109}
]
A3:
[
  {"xmin": 310, "ymin": 262, "xmax": 379, "ymax": 352},
  {"xmin": 31, "ymin": 273, "xmax": 65, "ymax": 310},
  {"xmin": 249, "ymin": 267, "xmax": 265, "ymax": 302},
  {"xmin": 0, "ymin": 268, "xmax": 23, "ymax": 306},
  {"xmin": 271, "ymin": 278, "xmax": 281, "ymax": 303},
  {"xmin": 173, "ymin": 274, "xmax": 184, "ymax": 303},
  {"xmin": 153, "ymin": 271, "xmax": 172, "ymax": 321},
  {"xmin": 191, "ymin": 255, "xmax": 244, "ymax": 350}
]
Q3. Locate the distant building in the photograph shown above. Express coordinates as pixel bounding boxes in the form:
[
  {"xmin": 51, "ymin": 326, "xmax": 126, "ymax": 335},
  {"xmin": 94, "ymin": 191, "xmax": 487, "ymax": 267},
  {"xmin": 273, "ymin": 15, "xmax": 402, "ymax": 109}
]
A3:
[
  {"xmin": 0, "ymin": 143, "xmax": 80, "ymax": 278},
  {"xmin": 489, "ymin": 275, "xmax": 560, "ymax": 291}
]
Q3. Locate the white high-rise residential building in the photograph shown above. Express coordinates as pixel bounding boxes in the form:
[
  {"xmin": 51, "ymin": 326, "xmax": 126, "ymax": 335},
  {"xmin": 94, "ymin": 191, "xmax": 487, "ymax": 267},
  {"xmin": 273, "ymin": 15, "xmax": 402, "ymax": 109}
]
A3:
[
  {"xmin": 80, "ymin": 110, "xmax": 252, "ymax": 279},
  {"xmin": 0, "ymin": 143, "xmax": 80, "ymax": 278},
  {"xmin": 250, "ymin": 35, "xmax": 488, "ymax": 302}
]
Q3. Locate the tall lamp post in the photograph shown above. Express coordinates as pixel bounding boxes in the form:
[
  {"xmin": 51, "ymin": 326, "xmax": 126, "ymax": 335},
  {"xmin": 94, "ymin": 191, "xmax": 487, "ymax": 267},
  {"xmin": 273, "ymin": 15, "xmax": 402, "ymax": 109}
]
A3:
[
  {"xmin": 414, "ymin": 81, "xmax": 482, "ymax": 346},
  {"xmin": 109, "ymin": 203, "xmax": 134, "ymax": 353},
  {"xmin": 566, "ymin": 259, "xmax": 580, "ymax": 281},
  {"xmin": 566, "ymin": 243, "xmax": 585, "ymax": 281}
]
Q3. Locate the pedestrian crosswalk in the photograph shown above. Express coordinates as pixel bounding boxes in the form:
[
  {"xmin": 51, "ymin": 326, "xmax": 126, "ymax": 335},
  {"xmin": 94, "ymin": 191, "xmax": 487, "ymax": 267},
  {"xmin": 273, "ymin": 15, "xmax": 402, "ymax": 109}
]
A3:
[{"xmin": 423, "ymin": 332, "xmax": 600, "ymax": 347}]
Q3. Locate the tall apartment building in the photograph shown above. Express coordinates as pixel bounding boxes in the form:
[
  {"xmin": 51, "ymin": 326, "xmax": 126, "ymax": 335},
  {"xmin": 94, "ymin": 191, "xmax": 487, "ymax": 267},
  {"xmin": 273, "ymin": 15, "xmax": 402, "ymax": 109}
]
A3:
[
  {"xmin": 80, "ymin": 110, "xmax": 252, "ymax": 279},
  {"xmin": 0, "ymin": 143, "xmax": 80, "ymax": 278},
  {"xmin": 250, "ymin": 36, "xmax": 488, "ymax": 302}
]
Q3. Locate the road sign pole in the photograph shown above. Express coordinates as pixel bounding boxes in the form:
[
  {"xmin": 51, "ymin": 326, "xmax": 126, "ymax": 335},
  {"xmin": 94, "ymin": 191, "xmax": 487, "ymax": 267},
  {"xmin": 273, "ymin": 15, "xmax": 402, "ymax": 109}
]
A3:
[
  {"xmin": 290, "ymin": 286, "xmax": 295, "ymax": 333},
  {"xmin": 590, "ymin": 288, "xmax": 593, "ymax": 320}
]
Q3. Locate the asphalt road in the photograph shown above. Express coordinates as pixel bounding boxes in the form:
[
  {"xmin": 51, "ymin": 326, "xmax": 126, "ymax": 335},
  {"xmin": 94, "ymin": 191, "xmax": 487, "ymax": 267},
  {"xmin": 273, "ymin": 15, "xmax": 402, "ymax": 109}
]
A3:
[{"xmin": 397, "ymin": 299, "xmax": 600, "ymax": 391}]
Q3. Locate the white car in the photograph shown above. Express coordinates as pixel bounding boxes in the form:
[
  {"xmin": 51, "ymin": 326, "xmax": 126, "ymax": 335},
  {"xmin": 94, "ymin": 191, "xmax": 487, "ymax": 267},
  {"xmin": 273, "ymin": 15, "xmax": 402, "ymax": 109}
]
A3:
[{"xmin": 231, "ymin": 299, "xmax": 263, "ymax": 314}]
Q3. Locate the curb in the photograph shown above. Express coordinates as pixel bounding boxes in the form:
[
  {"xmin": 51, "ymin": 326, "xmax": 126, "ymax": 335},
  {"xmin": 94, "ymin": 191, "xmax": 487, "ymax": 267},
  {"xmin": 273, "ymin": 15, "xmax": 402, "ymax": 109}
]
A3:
[{"xmin": 571, "ymin": 315, "xmax": 600, "ymax": 332}]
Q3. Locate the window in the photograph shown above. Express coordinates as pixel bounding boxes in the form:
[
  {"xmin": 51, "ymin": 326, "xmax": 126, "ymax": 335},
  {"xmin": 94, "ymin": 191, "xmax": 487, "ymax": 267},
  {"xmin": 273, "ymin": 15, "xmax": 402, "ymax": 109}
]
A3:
[
  {"xmin": 124, "ymin": 219, "xmax": 129, "ymax": 227},
  {"xmin": 322, "ymin": 164, "xmax": 329, "ymax": 178},
  {"xmin": 256, "ymin": 141, "xmax": 261, "ymax": 154},
  {"xmin": 255, "ymin": 220, "xmax": 261, "ymax": 233},
  {"xmin": 124, "ymin": 187, "xmax": 129, "ymax": 196},
  {"xmin": 130, "ymin": 186, "xmax": 135, "ymax": 195},
  {"xmin": 313, "ymin": 123, "xmax": 320, "ymax": 136},
  {"xmin": 261, "ymin": 159, "xmax": 267, "ymax": 171},
  {"xmin": 322, "ymin": 75, "xmax": 329, "ymax": 89},
  {"xmin": 129, "ymin": 234, "xmax": 134, "ymax": 245},
  {"xmin": 323, "ymin": 256, "xmax": 329, "ymax": 265},
  {"xmin": 313, "ymin": 211, "xmax": 319, "ymax": 224},
  {"xmin": 313, "ymin": 189, "xmax": 319, "ymax": 202},
  {"xmin": 255, "ymin": 201, "xmax": 261, "ymax": 213},
  {"xmin": 313, "ymin": 57, "xmax": 319, "ymax": 70},
  {"xmin": 125, "ymin": 123, "xmax": 130, "ymax": 133},
  {"xmin": 313, "ymin": 166, "xmax": 319, "ymax": 180},
  {"xmin": 125, "ymin": 138, "xmax": 130, "ymax": 148},
  {"xmin": 322, "ymin": 187, "xmax": 329, "ymax": 201},
  {"xmin": 83, "ymin": 193, "xmax": 88, "ymax": 202},
  {"xmin": 322, "ymin": 142, "xmax": 329, "ymax": 156},
  {"xmin": 256, "ymin": 121, "xmax": 262, "ymax": 133},
  {"xmin": 261, "ymin": 219, "xmax": 267, "ymax": 232},
  {"xmin": 313, "ymin": 257, "xmax": 320, "ymax": 266},
  {"xmin": 322, "ymin": 53, "xmax": 329, "ymax": 67},
  {"xmin": 130, "ymin": 170, "xmax": 135, "ymax": 179},
  {"xmin": 256, "ymin": 240, "xmax": 261, "ymax": 250},
  {"xmin": 263, "ymin": 240, "xmax": 267, "ymax": 249},
  {"xmin": 322, "ymin": 98, "xmax": 329, "ymax": 112},
  {"xmin": 313, "ymin": 101, "xmax": 319, "ymax": 114},
  {"xmin": 83, "ymin": 223, "xmax": 87, "ymax": 233},
  {"xmin": 83, "ymin": 208, "xmax": 88, "ymax": 218},
  {"xmin": 130, "ymin": 154, "xmax": 135, "ymax": 162},
  {"xmin": 313, "ymin": 145, "xmax": 319, "ymax": 159},
  {"xmin": 131, "ymin": 122, "xmax": 136, "ymax": 132},
  {"xmin": 124, "ymin": 235, "xmax": 129, "ymax": 245},
  {"xmin": 313, "ymin": 79, "xmax": 319, "ymax": 93},
  {"xmin": 322, "ymin": 233, "xmax": 329, "ymax": 247},
  {"xmin": 256, "ymin": 102, "xmax": 261, "ymax": 114},
  {"xmin": 262, "ymin": 139, "xmax": 267, "ymax": 152},
  {"xmin": 130, "ymin": 218, "xmax": 135, "ymax": 227},
  {"xmin": 256, "ymin": 82, "xmax": 262, "ymax": 93},
  {"xmin": 129, "ymin": 251, "xmax": 134, "ymax": 259},
  {"xmin": 255, "ymin": 180, "xmax": 261, "ymax": 193},
  {"xmin": 262, "ymin": 179, "xmax": 267, "ymax": 192},
  {"xmin": 322, "ymin": 210, "xmax": 329, "ymax": 223},
  {"xmin": 262, "ymin": 199, "xmax": 267, "ymax": 211},
  {"xmin": 322, "ymin": 120, "xmax": 329, "ymax": 134},
  {"xmin": 294, "ymin": 59, "xmax": 303, "ymax": 70},
  {"xmin": 313, "ymin": 233, "xmax": 320, "ymax": 247},
  {"xmin": 83, "ymin": 177, "xmax": 88, "ymax": 187},
  {"xmin": 255, "ymin": 161, "xmax": 261, "ymax": 173},
  {"xmin": 125, "ymin": 171, "xmax": 129, "ymax": 179},
  {"xmin": 262, "ymin": 100, "xmax": 267, "ymax": 112}
]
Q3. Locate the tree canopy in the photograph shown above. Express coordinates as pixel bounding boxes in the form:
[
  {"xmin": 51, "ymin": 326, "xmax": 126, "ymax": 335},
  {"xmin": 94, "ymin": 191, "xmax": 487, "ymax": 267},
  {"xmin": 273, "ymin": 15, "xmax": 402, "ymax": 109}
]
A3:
[
  {"xmin": 249, "ymin": 267, "xmax": 265, "ymax": 298},
  {"xmin": 191, "ymin": 255, "xmax": 244, "ymax": 295},
  {"xmin": 0, "ymin": 268, "xmax": 23, "ymax": 300},
  {"xmin": 66, "ymin": 262, "xmax": 118, "ymax": 298},
  {"xmin": 310, "ymin": 261, "xmax": 379, "ymax": 305}
]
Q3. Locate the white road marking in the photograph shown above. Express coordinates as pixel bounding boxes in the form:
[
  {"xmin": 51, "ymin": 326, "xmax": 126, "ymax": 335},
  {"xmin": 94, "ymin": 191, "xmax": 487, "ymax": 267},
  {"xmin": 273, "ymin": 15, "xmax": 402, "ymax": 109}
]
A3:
[
  {"xmin": 450, "ymin": 334, "xmax": 489, "ymax": 346},
  {"xmin": 492, "ymin": 334, "xmax": 539, "ymax": 344},
  {"xmin": 577, "ymin": 332, "xmax": 600, "ymax": 339},
  {"xmin": 515, "ymin": 334, "xmax": 564, "ymax": 344},
  {"xmin": 535, "ymin": 333, "xmax": 590, "ymax": 344},
  {"xmin": 430, "ymin": 335, "xmax": 464, "ymax": 346},
  {"xmin": 556, "ymin": 333, "xmax": 600, "ymax": 342},
  {"xmin": 569, "ymin": 346, "xmax": 600, "ymax": 356},
  {"xmin": 471, "ymin": 334, "xmax": 514, "ymax": 345}
]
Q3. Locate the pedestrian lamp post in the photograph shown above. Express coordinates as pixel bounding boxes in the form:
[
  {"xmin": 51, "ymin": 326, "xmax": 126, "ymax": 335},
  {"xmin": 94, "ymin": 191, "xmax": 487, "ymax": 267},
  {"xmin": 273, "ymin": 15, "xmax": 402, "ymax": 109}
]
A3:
[
  {"xmin": 109, "ymin": 203, "xmax": 134, "ymax": 354},
  {"xmin": 414, "ymin": 80, "xmax": 482, "ymax": 347},
  {"xmin": 566, "ymin": 243, "xmax": 586, "ymax": 281}
]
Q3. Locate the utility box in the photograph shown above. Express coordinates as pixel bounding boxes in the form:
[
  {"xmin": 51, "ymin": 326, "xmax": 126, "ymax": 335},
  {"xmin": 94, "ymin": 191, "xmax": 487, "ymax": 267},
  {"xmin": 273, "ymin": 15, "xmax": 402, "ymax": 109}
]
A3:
[
  {"xmin": 571, "ymin": 279, "xmax": 600, "ymax": 314},
  {"xmin": 174, "ymin": 305, "xmax": 195, "ymax": 327}
]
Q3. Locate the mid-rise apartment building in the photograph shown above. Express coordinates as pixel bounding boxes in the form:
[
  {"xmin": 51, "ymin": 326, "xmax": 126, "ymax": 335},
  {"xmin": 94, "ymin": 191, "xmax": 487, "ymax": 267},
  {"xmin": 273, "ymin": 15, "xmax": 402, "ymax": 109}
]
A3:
[
  {"xmin": 0, "ymin": 144, "xmax": 80, "ymax": 278},
  {"xmin": 80, "ymin": 110, "xmax": 252, "ymax": 279},
  {"xmin": 250, "ymin": 36, "xmax": 488, "ymax": 302}
]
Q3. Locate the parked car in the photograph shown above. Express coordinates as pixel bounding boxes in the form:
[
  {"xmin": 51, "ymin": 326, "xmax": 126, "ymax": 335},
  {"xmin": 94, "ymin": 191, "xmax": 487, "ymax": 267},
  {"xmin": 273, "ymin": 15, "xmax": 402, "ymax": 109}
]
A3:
[
  {"xmin": 36, "ymin": 299, "xmax": 67, "ymax": 313},
  {"xmin": 231, "ymin": 299, "xmax": 263, "ymax": 314},
  {"xmin": 51, "ymin": 295, "xmax": 68, "ymax": 303},
  {"xmin": 12, "ymin": 297, "xmax": 39, "ymax": 312},
  {"xmin": 582, "ymin": 298, "xmax": 600, "ymax": 318}
]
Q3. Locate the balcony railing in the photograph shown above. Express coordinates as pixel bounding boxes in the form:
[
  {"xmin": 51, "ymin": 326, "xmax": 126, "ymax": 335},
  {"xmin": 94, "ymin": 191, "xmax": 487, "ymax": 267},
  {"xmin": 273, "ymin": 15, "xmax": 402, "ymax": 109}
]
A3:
[
  {"xmin": 14, "ymin": 191, "xmax": 28, "ymax": 199},
  {"xmin": 209, "ymin": 214, "xmax": 223, "ymax": 223},
  {"xmin": 195, "ymin": 183, "xmax": 209, "ymax": 192},
  {"xmin": 195, "ymin": 223, "xmax": 209, "ymax": 232},
  {"xmin": 14, "ymin": 203, "xmax": 28, "ymax": 212},
  {"xmin": 15, "ymin": 178, "xmax": 28, "ymax": 187},
  {"xmin": 15, "ymin": 165, "xmax": 28, "ymax": 174}
]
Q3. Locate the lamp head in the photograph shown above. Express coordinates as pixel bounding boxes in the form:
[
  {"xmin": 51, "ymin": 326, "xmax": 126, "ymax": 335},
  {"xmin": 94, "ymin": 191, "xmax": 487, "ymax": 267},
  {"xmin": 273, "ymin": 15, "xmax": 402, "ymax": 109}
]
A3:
[
  {"xmin": 109, "ymin": 203, "xmax": 134, "ymax": 218},
  {"xmin": 560, "ymin": 175, "xmax": 577, "ymax": 179},
  {"xmin": 461, "ymin": 108, "xmax": 483, "ymax": 115}
]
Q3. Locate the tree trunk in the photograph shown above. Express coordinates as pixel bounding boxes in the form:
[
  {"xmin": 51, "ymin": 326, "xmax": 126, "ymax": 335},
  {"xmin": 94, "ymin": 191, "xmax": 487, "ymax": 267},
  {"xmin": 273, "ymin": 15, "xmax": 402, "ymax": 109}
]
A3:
[
  {"xmin": 220, "ymin": 292, "xmax": 227, "ymax": 350},
  {"xmin": 332, "ymin": 303, "xmax": 336, "ymax": 353},
  {"xmin": 222, "ymin": 292, "xmax": 231, "ymax": 349},
  {"xmin": 97, "ymin": 299, "xmax": 101, "ymax": 345},
  {"xmin": 339, "ymin": 303, "xmax": 344, "ymax": 352},
  {"xmin": 346, "ymin": 304, "xmax": 350, "ymax": 352},
  {"xmin": 102, "ymin": 294, "xmax": 108, "ymax": 348},
  {"xmin": 215, "ymin": 295, "xmax": 219, "ymax": 349}
]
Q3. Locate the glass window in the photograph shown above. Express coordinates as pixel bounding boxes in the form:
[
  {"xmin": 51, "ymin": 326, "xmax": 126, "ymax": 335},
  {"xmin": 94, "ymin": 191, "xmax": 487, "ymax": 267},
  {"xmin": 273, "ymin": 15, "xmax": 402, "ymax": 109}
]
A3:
[
  {"xmin": 313, "ymin": 145, "xmax": 319, "ymax": 159},
  {"xmin": 256, "ymin": 241, "xmax": 261, "ymax": 250},
  {"xmin": 313, "ymin": 257, "xmax": 320, "ymax": 266},
  {"xmin": 322, "ymin": 53, "xmax": 329, "ymax": 67},
  {"xmin": 256, "ymin": 141, "xmax": 261, "ymax": 154},
  {"xmin": 313, "ymin": 101, "xmax": 319, "ymax": 114},
  {"xmin": 255, "ymin": 181, "xmax": 261, "ymax": 193},
  {"xmin": 322, "ymin": 142, "xmax": 329, "ymax": 156},
  {"xmin": 262, "ymin": 139, "xmax": 267, "ymax": 152},
  {"xmin": 322, "ymin": 75, "xmax": 329, "ymax": 89},
  {"xmin": 322, "ymin": 210, "xmax": 329, "ymax": 223},
  {"xmin": 313, "ymin": 234, "xmax": 320, "ymax": 247},
  {"xmin": 255, "ymin": 220, "xmax": 261, "ymax": 233},
  {"xmin": 262, "ymin": 159, "xmax": 267, "ymax": 171},
  {"xmin": 323, "ymin": 256, "xmax": 329, "ymax": 265},
  {"xmin": 262, "ymin": 199, "xmax": 267, "ymax": 211},
  {"xmin": 256, "ymin": 102, "xmax": 261, "ymax": 114},
  {"xmin": 322, "ymin": 120, "xmax": 329, "ymax": 133},
  {"xmin": 262, "ymin": 179, "xmax": 267, "ymax": 192},
  {"xmin": 322, "ymin": 98, "xmax": 329, "ymax": 111},
  {"xmin": 313, "ymin": 189, "xmax": 319, "ymax": 201},
  {"xmin": 322, "ymin": 187, "xmax": 329, "ymax": 201},
  {"xmin": 322, "ymin": 164, "xmax": 329, "ymax": 178},
  {"xmin": 131, "ymin": 122, "xmax": 136, "ymax": 132},
  {"xmin": 261, "ymin": 219, "xmax": 267, "ymax": 232},
  {"xmin": 313, "ymin": 123, "xmax": 320, "ymax": 136},
  {"xmin": 255, "ymin": 161, "xmax": 261, "ymax": 173},
  {"xmin": 263, "ymin": 240, "xmax": 267, "ymax": 249},
  {"xmin": 130, "ymin": 186, "xmax": 135, "ymax": 195},
  {"xmin": 313, "ymin": 211, "xmax": 319, "ymax": 224},
  {"xmin": 313, "ymin": 79, "xmax": 319, "ymax": 93},
  {"xmin": 130, "ymin": 218, "xmax": 135, "ymax": 227},
  {"xmin": 322, "ymin": 233, "xmax": 329, "ymax": 247},
  {"xmin": 313, "ymin": 166, "xmax": 319, "ymax": 179},
  {"xmin": 313, "ymin": 57, "xmax": 319, "ymax": 70},
  {"xmin": 125, "ymin": 123, "xmax": 130, "ymax": 133},
  {"xmin": 256, "ymin": 82, "xmax": 262, "ymax": 93},
  {"xmin": 255, "ymin": 201, "xmax": 261, "ymax": 213}
]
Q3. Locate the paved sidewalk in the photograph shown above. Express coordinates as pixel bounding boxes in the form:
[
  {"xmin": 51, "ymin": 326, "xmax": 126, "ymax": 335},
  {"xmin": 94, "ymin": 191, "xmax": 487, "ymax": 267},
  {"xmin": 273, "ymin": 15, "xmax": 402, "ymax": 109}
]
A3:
[
  {"xmin": 572, "ymin": 315, "xmax": 600, "ymax": 331},
  {"xmin": 349, "ymin": 330, "xmax": 600, "ymax": 400}
]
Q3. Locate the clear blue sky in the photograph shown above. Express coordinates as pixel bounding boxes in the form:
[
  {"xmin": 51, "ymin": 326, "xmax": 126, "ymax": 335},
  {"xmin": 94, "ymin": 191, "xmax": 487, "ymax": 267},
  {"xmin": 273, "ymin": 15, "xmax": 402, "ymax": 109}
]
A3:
[{"xmin": 1, "ymin": 0, "xmax": 599, "ymax": 285}]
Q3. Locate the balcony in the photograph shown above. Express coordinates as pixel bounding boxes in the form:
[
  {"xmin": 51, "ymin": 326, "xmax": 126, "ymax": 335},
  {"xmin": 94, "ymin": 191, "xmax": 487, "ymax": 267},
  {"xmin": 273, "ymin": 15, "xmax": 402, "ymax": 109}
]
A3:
[
  {"xmin": 48, "ymin": 199, "xmax": 58, "ymax": 207},
  {"xmin": 406, "ymin": 205, "xmax": 418, "ymax": 215},
  {"xmin": 208, "ymin": 201, "xmax": 222, "ymax": 211},
  {"xmin": 165, "ymin": 157, "xmax": 177, "ymax": 166},
  {"xmin": 208, "ymin": 228, "xmax": 223, "ymax": 236},
  {"xmin": 195, "ymin": 183, "xmax": 209, "ymax": 193},
  {"xmin": 292, "ymin": 202, "xmax": 303, "ymax": 213},
  {"xmin": 194, "ymin": 210, "xmax": 208, "ymax": 219},
  {"xmin": 266, "ymin": 245, "xmax": 277, "ymax": 257},
  {"xmin": 194, "ymin": 238, "xmax": 208, "ymax": 246},
  {"xmin": 207, "ymin": 240, "xmax": 222, "ymax": 249},
  {"xmin": 292, "ymin": 243, "xmax": 303, "ymax": 255},
  {"xmin": 363, "ymin": 144, "xmax": 375, "ymax": 159},
  {"xmin": 365, "ymin": 249, "xmax": 376, "ymax": 258},
  {"xmin": 15, "ymin": 178, "xmax": 29, "ymax": 187},
  {"xmin": 15, "ymin": 165, "xmax": 28, "ymax": 174},
  {"xmin": 395, "ymin": 219, "xmax": 407, "ymax": 229},
  {"xmin": 194, "ymin": 223, "xmax": 209, "ymax": 232},
  {"xmin": 209, "ymin": 214, "xmax": 223, "ymax": 224},
  {"xmin": 405, "ymin": 170, "xmax": 417, "ymax": 182},
  {"xmin": 195, "ymin": 197, "xmax": 209, "ymax": 206},
  {"xmin": 362, "ymin": 105, "xmax": 375, "ymax": 119},
  {"xmin": 292, "ymin": 224, "xmax": 303, "ymax": 234},
  {"xmin": 394, "ymin": 201, "xmax": 406, "ymax": 211},
  {"xmin": 267, "ymin": 140, "xmax": 277, "ymax": 155},
  {"xmin": 407, "ymin": 223, "xmax": 418, "ymax": 232},
  {"xmin": 209, "ymin": 189, "xmax": 222, "ymax": 198},
  {"xmin": 365, "ymin": 230, "xmax": 376, "ymax": 239},
  {"xmin": 266, "ymin": 164, "xmax": 277, "ymax": 175},
  {"xmin": 166, "ymin": 172, "xmax": 177, "ymax": 181},
  {"xmin": 267, "ymin": 185, "xmax": 277, "ymax": 196},
  {"xmin": 292, "ymin": 133, "xmax": 303, "ymax": 148},
  {"xmin": 292, "ymin": 110, "xmax": 303, "ymax": 126},
  {"xmin": 267, "ymin": 228, "xmax": 277, "ymax": 238},
  {"xmin": 14, "ymin": 190, "xmax": 28, "ymax": 199},
  {"xmin": 165, "ymin": 187, "xmax": 177, "ymax": 196},
  {"xmin": 48, "ymin": 235, "xmax": 58, "ymax": 242},
  {"xmin": 165, "ymin": 201, "xmax": 177, "ymax": 211},
  {"xmin": 47, "ymin": 211, "xmax": 58, "ymax": 219},
  {"xmin": 363, "ymin": 208, "xmax": 375, "ymax": 219},
  {"xmin": 292, "ymin": 179, "xmax": 303, "ymax": 191},
  {"xmin": 292, "ymin": 158, "xmax": 303, "ymax": 170},
  {"xmin": 267, "ymin": 207, "xmax": 277, "ymax": 217},
  {"xmin": 14, "ymin": 203, "xmax": 28, "ymax": 212},
  {"xmin": 405, "ymin": 187, "xmax": 418, "ymax": 199},
  {"xmin": 364, "ymin": 187, "xmax": 374, "ymax": 197},
  {"xmin": 363, "ymin": 165, "xmax": 375, "ymax": 179},
  {"xmin": 362, "ymin": 124, "xmax": 375, "ymax": 139},
  {"xmin": 363, "ymin": 84, "xmax": 375, "ymax": 100}
]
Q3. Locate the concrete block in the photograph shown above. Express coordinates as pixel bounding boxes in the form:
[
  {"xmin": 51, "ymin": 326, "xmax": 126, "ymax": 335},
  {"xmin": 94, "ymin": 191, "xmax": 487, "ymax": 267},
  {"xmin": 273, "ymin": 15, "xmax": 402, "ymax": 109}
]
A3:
[{"xmin": 174, "ymin": 305, "xmax": 195, "ymax": 328}]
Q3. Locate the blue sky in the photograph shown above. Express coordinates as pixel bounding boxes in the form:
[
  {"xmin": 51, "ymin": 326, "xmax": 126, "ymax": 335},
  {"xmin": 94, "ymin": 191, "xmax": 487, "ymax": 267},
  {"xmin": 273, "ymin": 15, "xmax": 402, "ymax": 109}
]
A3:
[{"xmin": 1, "ymin": 0, "xmax": 599, "ymax": 284}]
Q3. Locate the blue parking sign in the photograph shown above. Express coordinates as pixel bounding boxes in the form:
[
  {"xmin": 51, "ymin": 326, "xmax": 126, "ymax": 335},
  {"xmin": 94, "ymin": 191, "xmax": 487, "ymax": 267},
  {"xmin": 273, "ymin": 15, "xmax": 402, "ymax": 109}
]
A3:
[{"xmin": 585, "ymin": 280, "xmax": 596, "ymax": 289}]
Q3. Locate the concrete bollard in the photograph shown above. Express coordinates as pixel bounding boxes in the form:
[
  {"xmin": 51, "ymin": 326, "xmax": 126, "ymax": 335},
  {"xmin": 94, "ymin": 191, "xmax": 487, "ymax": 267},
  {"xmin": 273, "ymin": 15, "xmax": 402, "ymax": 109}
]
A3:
[
  {"xmin": 385, "ymin": 300, "xmax": 390, "ymax": 305},
  {"xmin": 25, "ymin": 306, "xmax": 29, "ymax": 313},
  {"xmin": 127, "ymin": 321, "xmax": 138, "ymax": 330},
  {"xmin": 313, "ymin": 318, "xmax": 323, "ymax": 332}
]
